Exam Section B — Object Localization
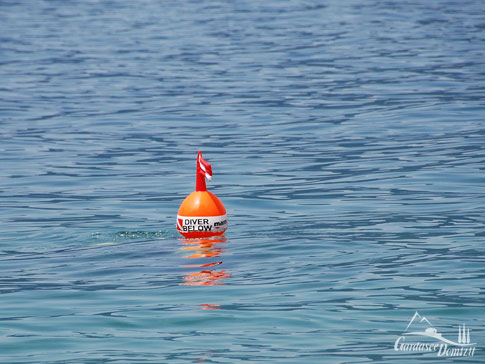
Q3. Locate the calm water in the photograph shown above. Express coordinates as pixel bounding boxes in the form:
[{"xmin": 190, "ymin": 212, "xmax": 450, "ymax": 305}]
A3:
[{"xmin": 1, "ymin": 1, "xmax": 484, "ymax": 363}]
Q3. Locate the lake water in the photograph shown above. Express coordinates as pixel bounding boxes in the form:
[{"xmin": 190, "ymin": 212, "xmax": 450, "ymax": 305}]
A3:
[{"xmin": 1, "ymin": 1, "xmax": 484, "ymax": 363}]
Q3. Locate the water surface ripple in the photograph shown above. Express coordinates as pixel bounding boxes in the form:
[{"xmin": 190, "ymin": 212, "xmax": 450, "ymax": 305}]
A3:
[{"xmin": 0, "ymin": 1, "xmax": 484, "ymax": 363}]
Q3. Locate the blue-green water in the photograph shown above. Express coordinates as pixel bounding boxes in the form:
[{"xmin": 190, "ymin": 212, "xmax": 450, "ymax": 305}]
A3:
[{"xmin": 1, "ymin": 1, "xmax": 484, "ymax": 363}]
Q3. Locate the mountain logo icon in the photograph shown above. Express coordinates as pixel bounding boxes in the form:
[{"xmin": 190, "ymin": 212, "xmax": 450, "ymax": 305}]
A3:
[
  {"xmin": 405, "ymin": 311, "xmax": 433, "ymax": 331},
  {"xmin": 403, "ymin": 311, "xmax": 475, "ymax": 347}
]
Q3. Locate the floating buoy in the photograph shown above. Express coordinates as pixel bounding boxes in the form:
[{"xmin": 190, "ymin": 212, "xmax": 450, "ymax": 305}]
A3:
[{"xmin": 177, "ymin": 151, "xmax": 227, "ymax": 238}]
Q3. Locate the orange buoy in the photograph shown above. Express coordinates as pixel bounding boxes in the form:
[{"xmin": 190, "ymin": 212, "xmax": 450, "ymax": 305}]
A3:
[{"xmin": 177, "ymin": 151, "xmax": 227, "ymax": 238}]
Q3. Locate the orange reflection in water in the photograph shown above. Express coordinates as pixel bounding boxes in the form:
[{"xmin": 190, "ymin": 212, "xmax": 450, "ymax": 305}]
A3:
[
  {"xmin": 200, "ymin": 304, "xmax": 221, "ymax": 310},
  {"xmin": 180, "ymin": 237, "xmax": 231, "ymax": 286}
]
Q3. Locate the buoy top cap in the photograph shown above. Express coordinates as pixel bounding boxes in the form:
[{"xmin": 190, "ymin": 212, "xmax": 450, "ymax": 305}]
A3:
[
  {"xmin": 178, "ymin": 190, "xmax": 226, "ymax": 216},
  {"xmin": 196, "ymin": 151, "xmax": 213, "ymax": 191}
]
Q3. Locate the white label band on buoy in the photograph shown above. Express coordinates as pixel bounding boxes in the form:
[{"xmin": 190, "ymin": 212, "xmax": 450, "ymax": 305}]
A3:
[{"xmin": 177, "ymin": 214, "xmax": 228, "ymax": 233}]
